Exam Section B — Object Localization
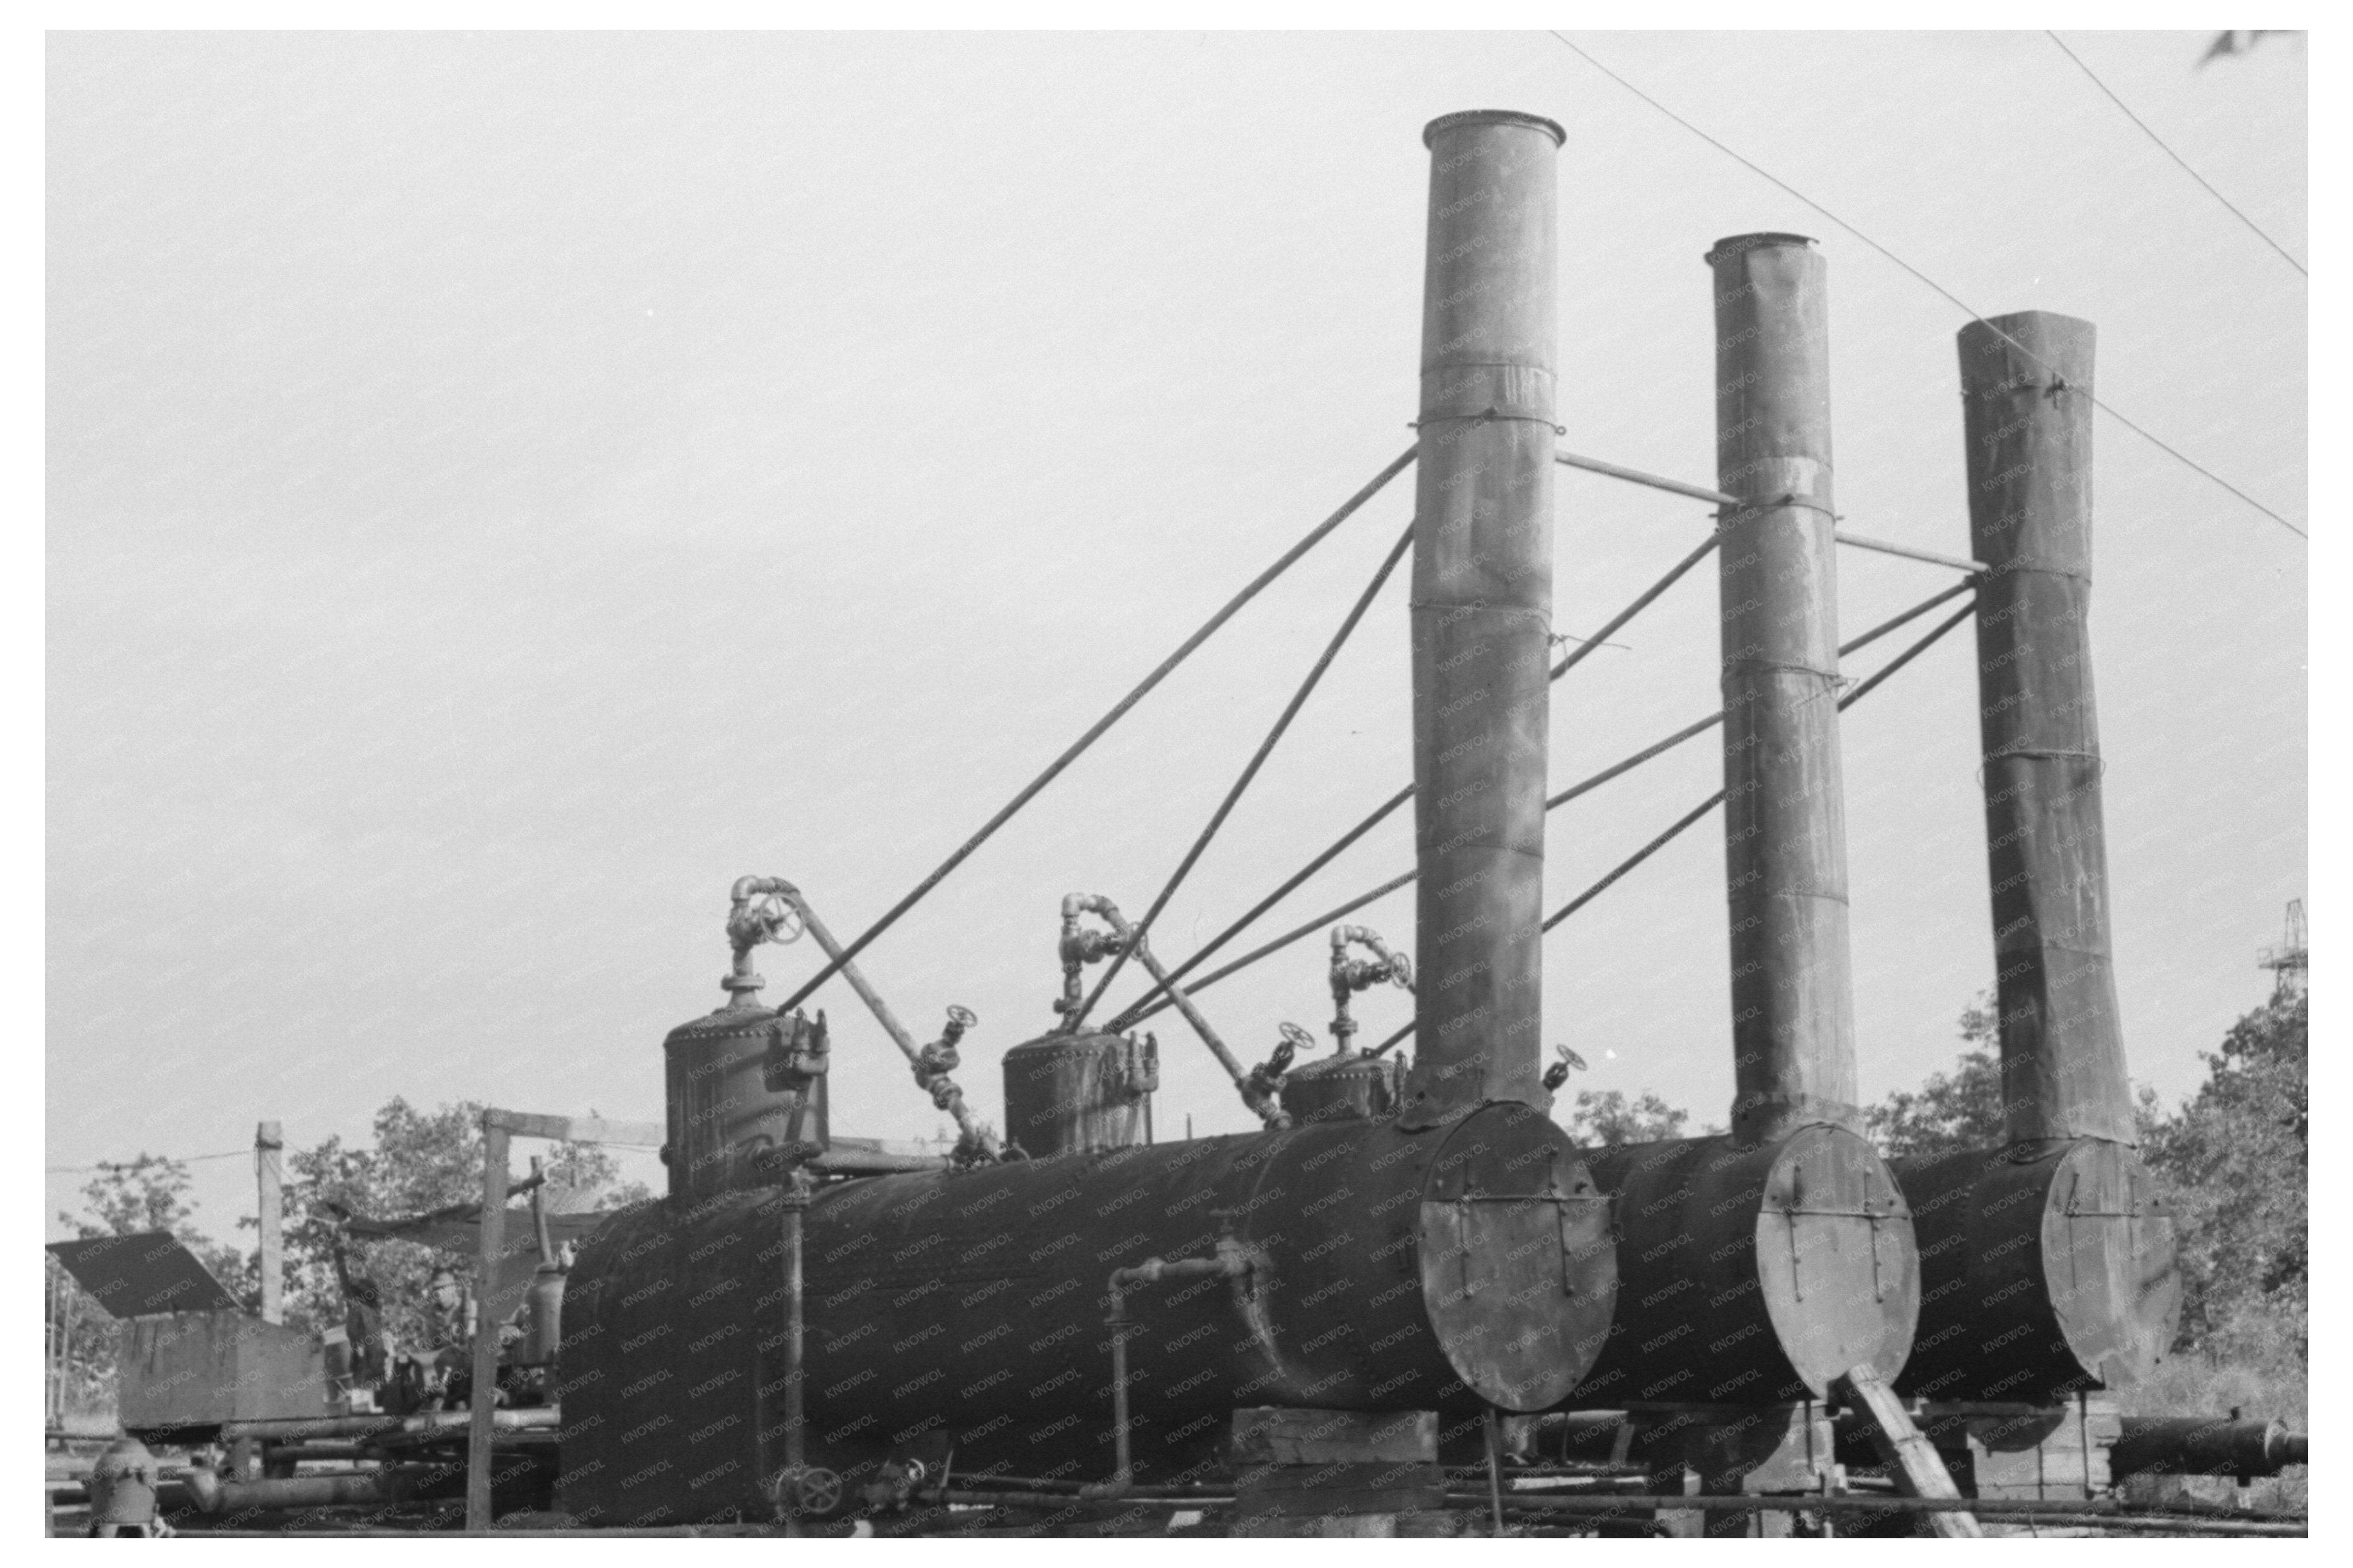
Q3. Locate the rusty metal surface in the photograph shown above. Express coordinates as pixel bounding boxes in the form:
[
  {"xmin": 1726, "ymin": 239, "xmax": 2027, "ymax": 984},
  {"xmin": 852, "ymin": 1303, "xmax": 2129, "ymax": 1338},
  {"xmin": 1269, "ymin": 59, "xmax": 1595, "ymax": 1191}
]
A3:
[
  {"xmin": 1958, "ymin": 312, "xmax": 2136, "ymax": 1144},
  {"xmin": 1277, "ymin": 1049, "xmax": 1404, "ymax": 1125},
  {"xmin": 1705, "ymin": 233, "xmax": 1862, "ymax": 1144},
  {"xmin": 1893, "ymin": 1138, "xmax": 2180, "ymax": 1404},
  {"xmin": 1401, "ymin": 110, "xmax": 1562, "ymax": 1128},
  {"xmin": 1001, "ymin": 1031, "xmax": 1151, "ymax": 1159},
  {"xmin": 1569, "ymin": 1128, "xmax": 1916, "ymax": 1408},
  {"xmin": 48, "ymin": 1232, "xmax": 240, "ymax": 1318},
  {"xmin": 558, "ymin": 1102, "xmax": 1614, "ymax": 1523},
  {"xmin": 660, "ymin": 1001, "xmax": 830, "ymax": 1201},
  {"xmin": 2110, "ymin": 1415, "xmax": 2303, "ymax": 1479}
]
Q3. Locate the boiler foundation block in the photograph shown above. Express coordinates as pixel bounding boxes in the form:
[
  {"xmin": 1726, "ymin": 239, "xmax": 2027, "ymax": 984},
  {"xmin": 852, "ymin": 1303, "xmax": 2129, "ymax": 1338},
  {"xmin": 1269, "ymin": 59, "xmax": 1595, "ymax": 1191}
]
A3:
[{"xmin": 1226, "ymin": 1408, "xmax": 1452, "ymax": 1538}]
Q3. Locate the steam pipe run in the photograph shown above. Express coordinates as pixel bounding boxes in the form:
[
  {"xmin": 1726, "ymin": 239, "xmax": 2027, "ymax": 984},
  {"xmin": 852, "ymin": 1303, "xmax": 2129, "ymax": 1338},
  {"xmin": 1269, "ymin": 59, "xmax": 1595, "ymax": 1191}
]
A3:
[
  {"xmin": 729, "ymin": 877, "xmax": 998, "ymax": 1159},
  {"xmin": 1060, "ymin": 893, "xmax": 1284, "ymax": 1126},
  {"xmin": 218, "ymin": 1408, "xmax": 560, "ymax": 1441},
  {"xmin": 1328, "ymin": 924, "xmax": 1411, "ymax": 1051},
  {"xmin": 1438, "ymin": 1494, "xmax": 2304, "ymax": 1536}
]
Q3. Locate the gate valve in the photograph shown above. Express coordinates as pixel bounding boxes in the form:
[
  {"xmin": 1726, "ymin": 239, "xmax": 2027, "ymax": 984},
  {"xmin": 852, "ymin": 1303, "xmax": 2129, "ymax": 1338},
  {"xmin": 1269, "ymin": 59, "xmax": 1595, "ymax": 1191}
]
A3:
[
  {"xmin": 1246, "ymin": 1021, "xmax": 1312, "ymax": 1105},
  {"xmin": 722, "ymin": 876, "xmax": 806, "ymax": 1004},
  {"xmin": 1055, "ymin": 895, "xmax": 1137, "ymax": 1024},
  {"xmin": 914, "ymin": 1006, "xmax": 978, "ymax": 1110},
  {"xmin": 858, "ymin": 1457, "xmax": 927, "ymax": 1513},
  {"xmin": 770, "ymin": 1464, "xmax": 842, "ymax": 1520},
  {"xmin": 1328, "ymin": 926, "xmax": 1413, "ymax": 1052},
  {"xmin": 1541, "ymin": 1043, "xmax": 1587, "ymax": 1093}
]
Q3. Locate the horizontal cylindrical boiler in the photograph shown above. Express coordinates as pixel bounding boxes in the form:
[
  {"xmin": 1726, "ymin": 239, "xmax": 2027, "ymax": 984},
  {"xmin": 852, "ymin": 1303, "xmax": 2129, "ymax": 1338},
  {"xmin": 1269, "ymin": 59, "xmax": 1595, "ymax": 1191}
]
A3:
[
  {"xmin": 1892, "ymin": 1138, "xmax": 2180, "ymax": 1404},
  {"xmin": 558, "ymin": 1103, "xmax": 1616, "ymax": 1524},
  {"xmin": 1564, "ymin": 1127, "xmax": 1917, "ymax": 1408}
]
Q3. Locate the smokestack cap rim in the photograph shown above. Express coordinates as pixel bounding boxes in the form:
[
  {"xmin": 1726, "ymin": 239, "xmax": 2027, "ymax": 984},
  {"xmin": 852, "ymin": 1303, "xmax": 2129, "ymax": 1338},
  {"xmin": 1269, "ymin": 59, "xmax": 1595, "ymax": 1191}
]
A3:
[
  {"xmin": 1703, "ymin": 231, "xmax": 1819, "ymax": 266},
  {"xmin": 1422, "ymin": 109, "xmax": 1566, "ymax": 149}
]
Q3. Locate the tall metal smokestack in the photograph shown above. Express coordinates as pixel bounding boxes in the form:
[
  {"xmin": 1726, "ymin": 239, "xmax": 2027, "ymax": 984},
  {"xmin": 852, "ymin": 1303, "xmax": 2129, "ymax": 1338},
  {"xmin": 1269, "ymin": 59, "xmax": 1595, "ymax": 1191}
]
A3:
[
  {"xmin": 1705, "ymin": 232, "xmax": 1862, "ymax": 1145},
  {"xmin": 1958, "ymin": 312, "xmax": 2135, "ymax": 1143},
  {"xmin": 1399, "ymin": 110, "xmax": 1563, "ymax": 1129}
]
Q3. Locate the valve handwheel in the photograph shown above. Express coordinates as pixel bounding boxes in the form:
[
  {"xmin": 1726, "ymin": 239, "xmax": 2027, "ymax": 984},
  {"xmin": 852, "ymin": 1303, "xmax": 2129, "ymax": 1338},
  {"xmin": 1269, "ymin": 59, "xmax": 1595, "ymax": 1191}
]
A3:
[
  {"xmin": 760, "ymin": 896, "xmax": 807, "ymax": 946},
  {"xmin": 773, "ymin": 1464, "xmax": 841, "ymax": 1517},
  {"xmin": 1278, "ymin": 1021, "xmax": 1315, "ymax": 1060}
]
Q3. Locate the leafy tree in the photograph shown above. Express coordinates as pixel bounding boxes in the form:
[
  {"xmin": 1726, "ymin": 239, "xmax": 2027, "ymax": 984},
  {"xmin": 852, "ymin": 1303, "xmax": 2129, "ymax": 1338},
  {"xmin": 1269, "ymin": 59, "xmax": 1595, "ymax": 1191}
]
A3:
[
  {"xmin": 1564, "ymin": 1089, "xmax": 1693, "ymax": 1147},
  {"xmin": 50, "ymin": 1100, "xmax": 654, "ymax": 1413},
  {"xmin": 2142, "ymin": 994, "xmax": 2308, "ymax": 1356},
  {"xmin": 283, "ymin": 1097, "xmax": 651, "ymax": 1353},
  {"xmin": 1864, "ymin": 991, "xmax": 2007, "ymax": 1159},
  {"xmin": 52, "ymin": 1153, "xmax": 259, "ymax": 1415}
]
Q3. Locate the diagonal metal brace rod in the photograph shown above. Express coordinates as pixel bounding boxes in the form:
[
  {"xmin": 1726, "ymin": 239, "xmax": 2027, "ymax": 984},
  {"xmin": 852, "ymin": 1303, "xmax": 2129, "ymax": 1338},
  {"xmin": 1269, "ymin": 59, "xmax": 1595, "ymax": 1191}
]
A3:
[
  {"xmin": 735, "ymin": 877, "xmax": 1001, "ymax": 1161},
  {"xmin": 1065, "ymin": 517, "xmax": 1416, "ymax": 1035},
  {"xmin": 1133, "ymin": 597, "xmax": 1979, "ymax": 1034},
  {"xmin": 769, "ymin": 444, "xmax": 1418, "ymax": 1020},
  {"xmin": 1554, "ymin": 449, "xmax": 1988, "ymax": 574},
  {"xmin": 1063, "ymin": 893, "xmax": 1285, "ymax": 1128},
  {"xmin": 1110, "ymin": 523, "xmax": 1726, "ymax": 1034}
]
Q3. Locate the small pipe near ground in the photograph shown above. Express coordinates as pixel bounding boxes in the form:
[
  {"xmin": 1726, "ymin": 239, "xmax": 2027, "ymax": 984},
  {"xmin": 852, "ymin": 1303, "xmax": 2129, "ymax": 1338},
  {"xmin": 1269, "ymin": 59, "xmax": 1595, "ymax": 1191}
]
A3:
[{"xmin": 1441, "ymin": 1492, "xmax": 2304, "ymax": 1527}]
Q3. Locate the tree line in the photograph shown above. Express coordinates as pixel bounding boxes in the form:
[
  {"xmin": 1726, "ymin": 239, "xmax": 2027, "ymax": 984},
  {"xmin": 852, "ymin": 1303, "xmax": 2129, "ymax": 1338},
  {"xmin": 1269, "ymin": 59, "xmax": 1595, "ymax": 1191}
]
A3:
[{"xmin": 49, "ymin": 992, "xmax": 2306, "ymax": 1416}]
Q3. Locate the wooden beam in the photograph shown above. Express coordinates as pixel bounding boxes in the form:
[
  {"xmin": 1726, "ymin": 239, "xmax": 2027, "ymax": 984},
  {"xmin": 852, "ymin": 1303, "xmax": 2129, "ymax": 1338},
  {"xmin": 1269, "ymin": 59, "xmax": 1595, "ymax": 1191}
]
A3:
[
  {"xmin": 483, "ymin": 1111, "xmax": 664, "ymax": 1147},
  {"xmin": 465, "ymin": 1115, "xmax": 511, "ymax": 1531},
  {"xmin": 1833, "ymin": 1364, "xmax": 1983, "ymax": 1539},
  {"xmin": 255, "ymin": 1121, "xmax": 284, "ymax": 1325}
]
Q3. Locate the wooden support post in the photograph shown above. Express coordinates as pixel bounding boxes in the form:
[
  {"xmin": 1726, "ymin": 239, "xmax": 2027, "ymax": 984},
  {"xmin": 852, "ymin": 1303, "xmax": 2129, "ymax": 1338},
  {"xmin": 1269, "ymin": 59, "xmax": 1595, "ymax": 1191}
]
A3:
[
  {"xmin": 47, "ymin": 1258, "xmax": 62, "ymax": 1428},
  {"xmin": 255, "ymin": 1120, "xmax": 284, "ymax": 1325},
  {"xmin": 1834, "ymin": 1364, "xmax": 1982, "ymax": 1538},
  {"xmin": 465, "ymin": 1112, "xmax": 511, "ymax": 1532}
]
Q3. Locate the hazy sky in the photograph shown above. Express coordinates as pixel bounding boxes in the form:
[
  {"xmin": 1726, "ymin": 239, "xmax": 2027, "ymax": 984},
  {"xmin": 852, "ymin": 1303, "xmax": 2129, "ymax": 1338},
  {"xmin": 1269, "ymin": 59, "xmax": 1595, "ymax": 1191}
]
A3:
[{"xmin": 47, "ymin": 30, "xmax": 2306, "ymax": 1240}]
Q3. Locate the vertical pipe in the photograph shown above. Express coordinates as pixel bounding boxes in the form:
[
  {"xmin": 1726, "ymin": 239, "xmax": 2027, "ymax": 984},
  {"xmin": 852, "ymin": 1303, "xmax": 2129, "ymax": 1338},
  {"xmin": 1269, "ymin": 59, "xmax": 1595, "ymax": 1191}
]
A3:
[
  {"xmin": 779, "ymin": 1168, "xmax": 810, "ymax": 1536},
  {"xmin": 1706, "ymin": 233, "xmax": 1862, "ymax": 1145},
  {"xmin": 1401, "ymin": 109, "xmax": 1563, "ymax": 1129},
  {"xmin": 255, "ymin": 1120, "xmax": 284, "ymax": 1325},
  {"xmin": 1108, "ymin": 1282, "xmax": 1134, "ymax": 1491},
  {"xmin": 466, "ymin": 1115, "xmax": 510, "ymax": 1532},
  {"xmin": 1958, "ymin": 312, "xmax": 2134, "ymax": 1142}
]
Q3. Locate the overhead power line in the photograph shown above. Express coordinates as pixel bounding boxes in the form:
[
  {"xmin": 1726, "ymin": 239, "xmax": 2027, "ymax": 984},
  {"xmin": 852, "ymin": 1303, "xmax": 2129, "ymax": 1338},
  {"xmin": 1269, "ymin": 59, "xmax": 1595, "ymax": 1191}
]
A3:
[
  {"xmin": 2044, "ymin": 30, "xmax": 2307, "ymax": 277},
  {"xmin": 1546, "ymin": 31, "xmax": 2307, "ymax": 542},
  {"xmin": 47, "ymin": 1150, "xmax": 249, "ymax": 1175}
]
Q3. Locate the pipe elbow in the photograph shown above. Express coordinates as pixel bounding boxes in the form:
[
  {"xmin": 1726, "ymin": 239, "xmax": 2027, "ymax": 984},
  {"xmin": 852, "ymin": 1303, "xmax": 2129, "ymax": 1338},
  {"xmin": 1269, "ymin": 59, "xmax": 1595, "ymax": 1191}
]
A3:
[
  {"xmin": 730, "ymin": 874, "xmax": 799, "ymax": 904},
  {"xmin": 181, "ymin": 1465, "xmax": 223, "ymax": 1513},
  {"xmin": 1063, "ymin": 891, "xmax": 1126, "ymax": 927}
]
